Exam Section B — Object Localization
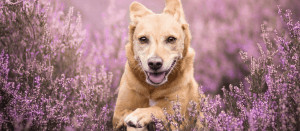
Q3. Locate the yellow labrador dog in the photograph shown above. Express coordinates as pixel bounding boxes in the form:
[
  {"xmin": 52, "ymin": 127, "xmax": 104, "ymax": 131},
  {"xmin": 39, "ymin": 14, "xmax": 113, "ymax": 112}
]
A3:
[{"xmin": 113, "ymin": 0, "xmax": 199, "ymax": 130}]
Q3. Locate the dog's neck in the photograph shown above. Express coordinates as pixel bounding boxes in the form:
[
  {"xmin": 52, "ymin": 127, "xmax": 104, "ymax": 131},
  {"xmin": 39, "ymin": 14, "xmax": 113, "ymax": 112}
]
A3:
[{"xmin": 125, "ymin": 44, "xmax": 195, "ymax": 98}]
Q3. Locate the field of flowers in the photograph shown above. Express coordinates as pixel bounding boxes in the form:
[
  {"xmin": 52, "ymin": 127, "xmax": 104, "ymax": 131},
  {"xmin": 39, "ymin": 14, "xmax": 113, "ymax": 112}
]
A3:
[{"xmin": 0, "ymin": 0, "xmax": 299, "ymax": 130}]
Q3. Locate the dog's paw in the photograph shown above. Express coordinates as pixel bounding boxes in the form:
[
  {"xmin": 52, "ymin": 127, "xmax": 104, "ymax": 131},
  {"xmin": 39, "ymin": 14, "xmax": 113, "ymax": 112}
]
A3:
[{"xmin": 124, "ymin": 108, "xmax": 152, "ymax": 128}]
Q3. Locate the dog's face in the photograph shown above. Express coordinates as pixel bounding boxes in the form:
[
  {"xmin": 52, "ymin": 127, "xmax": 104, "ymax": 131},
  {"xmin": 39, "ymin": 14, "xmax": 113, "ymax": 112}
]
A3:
[
  {"xmin": 129, "ymin": 0, "xmax": 190, "ymax": 86},
  {"xmin": 133, "ymin": 14, "xmax": 184, "ymax": 86}
]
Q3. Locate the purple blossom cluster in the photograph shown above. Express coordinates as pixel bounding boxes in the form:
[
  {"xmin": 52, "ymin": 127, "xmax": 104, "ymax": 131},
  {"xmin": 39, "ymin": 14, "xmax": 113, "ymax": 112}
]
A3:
[{"xmin": 0, "ymin": 0, "xmax": 114, "ymax": 130}]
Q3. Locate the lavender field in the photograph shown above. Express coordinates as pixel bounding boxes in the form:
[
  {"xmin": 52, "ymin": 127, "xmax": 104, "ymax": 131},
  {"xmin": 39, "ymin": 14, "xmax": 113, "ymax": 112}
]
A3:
[{"xmin": 0, "ymin": 0, "xmax": 299, "ymax": 130}]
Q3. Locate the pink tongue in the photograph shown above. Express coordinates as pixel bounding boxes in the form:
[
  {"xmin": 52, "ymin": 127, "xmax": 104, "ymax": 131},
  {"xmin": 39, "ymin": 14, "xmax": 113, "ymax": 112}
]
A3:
[{"xmin": 148, "ymin": 73, "xmax": 166, "ymax": 84}]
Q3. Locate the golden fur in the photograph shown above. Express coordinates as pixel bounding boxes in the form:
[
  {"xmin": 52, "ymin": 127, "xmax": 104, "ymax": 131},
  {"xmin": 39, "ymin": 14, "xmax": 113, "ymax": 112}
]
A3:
[{"xmin": 113, "ymin": 0, "xmax": 200, "ymax": 130}]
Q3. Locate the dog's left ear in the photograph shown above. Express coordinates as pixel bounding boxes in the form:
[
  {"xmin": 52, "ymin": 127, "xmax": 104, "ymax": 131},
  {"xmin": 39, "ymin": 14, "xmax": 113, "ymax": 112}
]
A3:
[{"xmin": 163, "ymin": 0, "xmax": 187, "ymax": 24}]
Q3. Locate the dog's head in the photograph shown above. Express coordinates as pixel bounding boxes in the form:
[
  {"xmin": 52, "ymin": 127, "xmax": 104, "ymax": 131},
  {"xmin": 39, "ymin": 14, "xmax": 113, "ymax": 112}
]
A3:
[{"xmin": 127, "ymin": 0, "xmax": 191, "ymax": 86}]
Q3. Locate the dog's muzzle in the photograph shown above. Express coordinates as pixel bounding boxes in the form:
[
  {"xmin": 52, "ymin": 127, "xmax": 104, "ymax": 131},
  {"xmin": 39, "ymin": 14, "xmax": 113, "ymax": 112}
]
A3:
[{"xmin": 146, "ymin": 60, "xmax": 177, "ymax": 85}]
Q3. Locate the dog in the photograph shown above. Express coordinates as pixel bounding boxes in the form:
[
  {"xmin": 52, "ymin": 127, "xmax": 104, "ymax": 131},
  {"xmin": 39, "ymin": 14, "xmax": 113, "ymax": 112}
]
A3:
[{"xmin": 113, "ymin": 0, "xmax": 200, "ymax": 130}]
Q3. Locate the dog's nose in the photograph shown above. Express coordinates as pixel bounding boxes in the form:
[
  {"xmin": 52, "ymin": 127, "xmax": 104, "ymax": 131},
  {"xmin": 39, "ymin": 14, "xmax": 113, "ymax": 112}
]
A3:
[{"xmin": 148, "ymin": 57, "xmax": 163, "ymax": 71}]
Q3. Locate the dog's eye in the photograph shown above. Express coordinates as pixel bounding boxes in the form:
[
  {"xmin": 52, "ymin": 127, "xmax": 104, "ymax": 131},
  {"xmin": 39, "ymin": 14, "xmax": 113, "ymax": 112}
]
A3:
[
  {"xmin": 166, "ymin": 36, "xmax": 176, "ymax": 43},
  {"xmin": 139, "ymin": 36, "xmax": 149, "ymax": 44}
]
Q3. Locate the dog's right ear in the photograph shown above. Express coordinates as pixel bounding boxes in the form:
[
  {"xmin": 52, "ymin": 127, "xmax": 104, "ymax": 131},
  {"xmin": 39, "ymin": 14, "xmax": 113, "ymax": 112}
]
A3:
[{"xmin": 130, "ymin": 2, "xmax": 154, "ymax": 24}]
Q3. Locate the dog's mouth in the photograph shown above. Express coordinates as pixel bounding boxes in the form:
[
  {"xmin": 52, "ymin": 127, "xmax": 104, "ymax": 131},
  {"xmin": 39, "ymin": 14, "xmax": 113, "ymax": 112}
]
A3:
[
  {"xmin": 145, "ymin": 60, "xmax": 177, "ymax": 85},
  {"xmin": 147, "ymin": 72, "xmax": 166, "ymax": 84}
]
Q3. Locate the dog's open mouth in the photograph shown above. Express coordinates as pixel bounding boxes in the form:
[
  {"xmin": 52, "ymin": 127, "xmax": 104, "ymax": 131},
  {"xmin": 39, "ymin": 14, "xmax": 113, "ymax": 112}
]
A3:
[
  {"xmin": 147, "ymin": 72, "xmax": 166, "ymax": 84},
  {"xmin": 145, "ymin": 60, "xmax": 177, "ymax": 85}
]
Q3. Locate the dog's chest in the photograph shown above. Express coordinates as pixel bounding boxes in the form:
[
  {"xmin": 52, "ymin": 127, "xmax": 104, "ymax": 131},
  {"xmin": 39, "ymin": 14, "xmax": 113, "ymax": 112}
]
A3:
[{"xmin": 149, "ymin": 99, "xmax": 156, "ymax": 106}]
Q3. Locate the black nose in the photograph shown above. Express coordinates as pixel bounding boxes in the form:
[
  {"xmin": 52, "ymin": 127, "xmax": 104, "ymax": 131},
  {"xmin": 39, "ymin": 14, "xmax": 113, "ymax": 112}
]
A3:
[{"xmin": 148, "ymin": 57, "xmax": 163, "ymax": 71}]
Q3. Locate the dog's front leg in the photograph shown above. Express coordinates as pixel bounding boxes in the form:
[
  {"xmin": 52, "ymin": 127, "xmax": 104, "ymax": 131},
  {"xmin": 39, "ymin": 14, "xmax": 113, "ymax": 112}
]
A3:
[
  {"xmin": 113, "ymin": 83, "xmax": 151, "ymax": 130},
  {"xmin": 124, "ymin": 106, "xmax": 164, "ymax": 129}
]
